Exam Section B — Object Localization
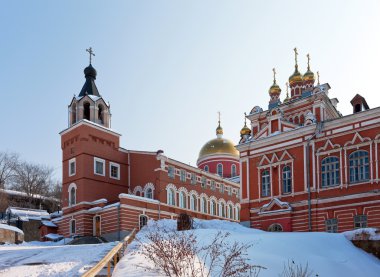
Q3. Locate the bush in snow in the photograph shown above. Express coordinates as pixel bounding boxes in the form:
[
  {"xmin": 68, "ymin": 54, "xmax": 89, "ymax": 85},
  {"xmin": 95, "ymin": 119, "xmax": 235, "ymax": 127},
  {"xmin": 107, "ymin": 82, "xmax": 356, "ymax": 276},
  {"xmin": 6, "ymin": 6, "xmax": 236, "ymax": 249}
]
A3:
[
  {"xmin": 134, "ymin": 222, "xmax": 265, "ymax": 277},
  {"xmin": 280, "ymin": 260, "xmax": 316, "ymax": 277}
]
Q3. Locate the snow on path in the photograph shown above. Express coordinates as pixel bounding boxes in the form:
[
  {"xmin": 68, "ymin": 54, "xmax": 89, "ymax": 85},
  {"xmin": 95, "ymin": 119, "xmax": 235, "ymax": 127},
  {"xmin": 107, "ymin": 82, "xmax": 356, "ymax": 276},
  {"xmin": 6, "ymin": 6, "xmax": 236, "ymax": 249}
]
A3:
[
  {"xmin": 0, "ymin": 241, "xmax": 117, "ymax": 277},
  {"xmin": 114, "ymin": 219, "xmax": 380, "ymax": 277}
]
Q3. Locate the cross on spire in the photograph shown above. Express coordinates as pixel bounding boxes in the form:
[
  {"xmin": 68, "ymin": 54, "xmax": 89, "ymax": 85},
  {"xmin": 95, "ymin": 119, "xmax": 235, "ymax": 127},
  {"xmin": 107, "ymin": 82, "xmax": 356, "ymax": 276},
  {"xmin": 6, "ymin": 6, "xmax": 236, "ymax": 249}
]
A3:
[
  {"xmin": 272, "ymin": 68, "xmax": 277, "ymax": 83},
  {"xmin": 285, "ymin": 82, "xmax": 289, "ymax": 96},
  {"xmin": 307, "ymin": 53, "xmax": 311, "ymax": 70},
  {"xmin": 218, "ymin": 111, "xmax": 221, "ymax": 125},
  {"xmin": 86, "ymin": 47, "xmax": 95, "ymax": 64},
  {"xmin": 244, "ymin": 112, "xmax": 247, "ymax": 125},
  {"xmin": 317, "ymin": 71, "xmax": 320, "ymax": 85},
  {"xmin": 294, "ymin": 47, "xmax": 298, "ymax": 67}
]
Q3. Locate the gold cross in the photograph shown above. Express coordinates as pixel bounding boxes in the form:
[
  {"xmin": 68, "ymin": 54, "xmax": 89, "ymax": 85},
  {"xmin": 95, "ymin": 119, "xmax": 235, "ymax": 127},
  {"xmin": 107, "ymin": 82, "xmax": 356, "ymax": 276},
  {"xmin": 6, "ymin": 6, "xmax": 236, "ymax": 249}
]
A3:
[
  {"xmin": 86, "ymin": 47, "xmax": 95, "ymax": 64},
  {"xmin": 317, "ymin": 71, "xmax": 320, "ymax": 85},
  {"xmin": 272, "ymin": 68, "xmax": 276, "ymax": 83},
  {"xmin": 294, "ymin": 47, "xmax": 298, "ymax": 66},
  {"xmin": 218, "ymin": 111, "xmax": 221, "ymax": 124},
  {"xmin": 244, "ymin": 112, "xmax": 247, "ymax": 125},
  {"xmin": 307, "ymin": 53, "xmax": 311, "ymax": 70}
]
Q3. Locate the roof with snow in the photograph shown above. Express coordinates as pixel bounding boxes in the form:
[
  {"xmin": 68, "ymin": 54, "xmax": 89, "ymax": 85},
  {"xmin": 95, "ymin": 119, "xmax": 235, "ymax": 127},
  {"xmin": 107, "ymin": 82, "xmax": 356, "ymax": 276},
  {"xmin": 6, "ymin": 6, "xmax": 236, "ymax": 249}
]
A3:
[
  {"xmin": 0, "ymin": 223, "xmax": 24, "ymax": 234},
  {"xmin": 40, "ymin": 220, "xmax": 57, "ymax": 228},
  {"xmin": 7, "ymin": 207, "xmax": 50, "ymax": 221}
]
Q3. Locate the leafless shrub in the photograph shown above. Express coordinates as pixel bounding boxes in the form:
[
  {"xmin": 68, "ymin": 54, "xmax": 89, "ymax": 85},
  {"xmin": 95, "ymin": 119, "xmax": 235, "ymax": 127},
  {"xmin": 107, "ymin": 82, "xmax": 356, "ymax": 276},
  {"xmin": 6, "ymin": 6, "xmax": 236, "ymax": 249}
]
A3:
[
  {"xmin": 134, "ymin": 223, "xmax": 264, "ymax": 277},
  {"xmin": 280, "ymin": 260, "xmax": 316, "ymax": 277}
]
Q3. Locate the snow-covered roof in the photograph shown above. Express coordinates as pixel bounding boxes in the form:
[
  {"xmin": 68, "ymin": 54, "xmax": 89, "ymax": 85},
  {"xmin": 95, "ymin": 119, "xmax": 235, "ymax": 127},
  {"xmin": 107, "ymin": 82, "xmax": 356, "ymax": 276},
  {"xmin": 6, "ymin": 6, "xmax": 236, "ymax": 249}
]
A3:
[
  {"xmin": 0, "ymin": 189, "xmax": 59, "ymax": 202},
  {"xmin": 119, "ymin": 193, "xmax": 160, "ymax": 204},
  {"xmin": 8, "ymin": 207, "xmax": 50, "ymax": 221},
  {"xmin": 50, "ymin": 211, "xmax": 63, "ymax": 218},
  {"xmin": 44, "ymin": 233, "xmax": 64, "ymax": 240},
  {"xmin": 41, "ymin": 220, "xmax": 57, "ymax": 228},
  {"xmin": 0, "ymin": 223, "xmax": 24, "ymax": 234},
  {"xmin": 226, "ymin": 175, "xmax": 240, "ymax": 184}
]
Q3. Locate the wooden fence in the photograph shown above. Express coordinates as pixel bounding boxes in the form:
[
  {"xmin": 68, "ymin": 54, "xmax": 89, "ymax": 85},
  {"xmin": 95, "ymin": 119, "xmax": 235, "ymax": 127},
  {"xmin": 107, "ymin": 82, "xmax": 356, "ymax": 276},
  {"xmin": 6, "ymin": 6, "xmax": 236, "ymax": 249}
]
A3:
[{"xmin": 82, "ymin": 228, "xmax": 137, "ymax": 277}]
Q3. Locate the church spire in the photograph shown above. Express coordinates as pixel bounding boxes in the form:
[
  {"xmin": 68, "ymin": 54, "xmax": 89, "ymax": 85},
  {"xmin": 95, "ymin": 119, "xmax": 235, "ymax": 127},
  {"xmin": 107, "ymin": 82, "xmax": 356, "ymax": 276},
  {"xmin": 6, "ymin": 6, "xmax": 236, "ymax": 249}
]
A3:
[{"xmin": 79, "ymin": 47, "xmax": 100, "ymax": 97}]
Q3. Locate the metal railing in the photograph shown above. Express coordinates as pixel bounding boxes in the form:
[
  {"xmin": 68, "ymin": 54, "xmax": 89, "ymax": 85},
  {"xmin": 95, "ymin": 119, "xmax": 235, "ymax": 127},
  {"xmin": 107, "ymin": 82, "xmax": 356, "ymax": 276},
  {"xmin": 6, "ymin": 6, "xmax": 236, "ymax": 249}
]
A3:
[{"xmin": 82, "ymin": 228, "xmax": 137, "ymax": 277}]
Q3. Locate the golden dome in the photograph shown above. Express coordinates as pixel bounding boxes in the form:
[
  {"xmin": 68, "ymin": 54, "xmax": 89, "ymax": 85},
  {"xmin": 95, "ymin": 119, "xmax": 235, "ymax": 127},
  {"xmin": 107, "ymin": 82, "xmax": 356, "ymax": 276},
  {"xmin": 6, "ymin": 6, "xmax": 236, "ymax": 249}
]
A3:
[
  {"xmin": 240, "ymin": 125, "xmax": 251, "ymax": 136},
  {"xmin": 289, "ymin": 66, "xmax": 303, "ymax": 85},
  {"xmin": 303, "ymin": 54, "xmax": 314, "ymax": 82},
  {"xmin": 198, "ymin": 137, "xmax": 239, "ymax": 161},
  {"xmin": 269, "ymin": 68, "xmax": 281, "ymax": 95}
]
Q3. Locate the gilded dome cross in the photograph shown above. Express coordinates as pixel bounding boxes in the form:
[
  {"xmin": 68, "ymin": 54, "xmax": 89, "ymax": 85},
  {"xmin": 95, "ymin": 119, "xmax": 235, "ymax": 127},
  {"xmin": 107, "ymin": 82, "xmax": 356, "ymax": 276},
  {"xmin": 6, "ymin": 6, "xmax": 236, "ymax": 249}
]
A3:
[
  {"xmin": 307, "ymin": 53, "xmax": 311, "ymax": 70},
  {"xmin": 294, "ymin": 47, "xmax": 298, "ymax": 66},
  {"xmin": 272, "ymin": 68, "xmax": 277, "ymax": 83}
]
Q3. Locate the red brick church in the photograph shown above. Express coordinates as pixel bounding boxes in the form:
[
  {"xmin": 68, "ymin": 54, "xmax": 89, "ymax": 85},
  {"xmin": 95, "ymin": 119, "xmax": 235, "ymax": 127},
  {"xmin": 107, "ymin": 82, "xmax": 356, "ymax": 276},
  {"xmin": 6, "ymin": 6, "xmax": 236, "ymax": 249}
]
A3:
[
  {"xmin": 56, "ymin": 55, "xmax": 241, "ymax": 240},
  {"xmin": 237, "ymin": 49, "xmax": 380, "ymax": 232}
]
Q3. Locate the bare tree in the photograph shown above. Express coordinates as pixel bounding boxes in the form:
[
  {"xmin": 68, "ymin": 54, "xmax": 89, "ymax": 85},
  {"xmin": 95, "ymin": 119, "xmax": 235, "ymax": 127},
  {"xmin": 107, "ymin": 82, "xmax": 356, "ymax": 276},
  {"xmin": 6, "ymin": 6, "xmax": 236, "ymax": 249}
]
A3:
[
  {"xmin": 0, "ymin": 151, "xmax": 19, "ymax": 189},
  {"xmin": 10, "ymin": 161, "xmax": 53, "ymax": 205},
  {"xmin": 135, "ymin": 223, "xmax": 264, "ymax": 277},
  {"xmin": 0, "ymin": 152, "xmax": 19, "ymax": 212}
]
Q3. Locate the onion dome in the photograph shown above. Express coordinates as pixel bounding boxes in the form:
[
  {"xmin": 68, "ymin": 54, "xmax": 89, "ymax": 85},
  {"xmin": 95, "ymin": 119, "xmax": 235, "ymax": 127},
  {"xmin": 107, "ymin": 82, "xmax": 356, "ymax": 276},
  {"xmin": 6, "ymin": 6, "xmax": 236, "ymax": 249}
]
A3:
[
  {"xmin": 289, "ymin": 48, "xmax": 303, "ymax": 85},
  {"xmin": 84, "ymin": 64, "xmax": 97, "ymax": 79},
  {"xmin": 303, "ymin": 54, "xmax": 315, "ymax": 82},
  {"xmin": 240, "ymin": 114, "xmax": 251, "ymax": 136},
  {"xmin": 198, "ymin": 118, "xmax": 239, "ymax": 162},
  {"xmin": 269, "ymin": 68, "xmax": 281, "ymax": 96}
]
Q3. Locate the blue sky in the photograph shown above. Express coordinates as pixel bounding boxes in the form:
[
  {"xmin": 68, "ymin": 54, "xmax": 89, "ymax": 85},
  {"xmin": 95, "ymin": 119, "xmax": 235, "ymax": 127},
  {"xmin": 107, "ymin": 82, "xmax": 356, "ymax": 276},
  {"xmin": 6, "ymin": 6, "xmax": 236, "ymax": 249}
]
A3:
[{"xmin": 1, "ymin": 1, "xmax": 379, "ymax": 180}]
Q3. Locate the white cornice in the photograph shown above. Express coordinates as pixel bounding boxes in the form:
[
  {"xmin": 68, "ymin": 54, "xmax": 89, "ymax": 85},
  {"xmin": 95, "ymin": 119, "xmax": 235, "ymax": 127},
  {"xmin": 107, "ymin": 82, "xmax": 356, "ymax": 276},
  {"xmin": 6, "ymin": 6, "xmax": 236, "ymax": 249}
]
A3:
[{"xmin": 59, "ymin": 119, "xmax": 121, "ymax": 137}]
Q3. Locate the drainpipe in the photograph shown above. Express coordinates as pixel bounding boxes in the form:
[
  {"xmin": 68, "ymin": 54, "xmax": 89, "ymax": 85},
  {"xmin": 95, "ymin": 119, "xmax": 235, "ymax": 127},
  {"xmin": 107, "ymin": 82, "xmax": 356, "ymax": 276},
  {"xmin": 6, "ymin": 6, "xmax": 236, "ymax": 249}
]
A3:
[{"xmin": 306, "ymin": 122, "xmax": 323, "ymax": 232}]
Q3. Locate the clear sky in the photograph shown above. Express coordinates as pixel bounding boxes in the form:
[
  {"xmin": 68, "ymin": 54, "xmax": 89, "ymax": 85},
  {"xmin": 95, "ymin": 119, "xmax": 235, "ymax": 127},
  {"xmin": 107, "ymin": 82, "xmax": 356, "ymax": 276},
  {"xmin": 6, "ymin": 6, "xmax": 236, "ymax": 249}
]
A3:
[{"xmin": 1, "ymin": 1, "xmax": 379, "ymax": 180}]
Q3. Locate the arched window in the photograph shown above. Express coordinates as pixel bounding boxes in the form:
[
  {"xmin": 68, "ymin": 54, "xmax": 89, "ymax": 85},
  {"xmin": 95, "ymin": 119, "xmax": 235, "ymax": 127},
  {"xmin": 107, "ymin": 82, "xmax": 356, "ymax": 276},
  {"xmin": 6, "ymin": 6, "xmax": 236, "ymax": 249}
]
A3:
[
  {"xmin": 201, "ymin": 197, "xmax": 207, "ymax": 213},
  {"xmin": 190, "ymin": 195, "xmax": 197, "ymax": 211},
  {"xmin": 179, "ymin": 191, "xmax": 186, "ymax": 209},
  {"xmin": 210, "ymin": 200, "xmax": 216, "ymax": 215},
  {"xmin": 228, "ymin": 204, "xmax": 233, "ymax": 219},
  {"xmin": 98, "ymin": 104, "xmax": 104, "ymax": 124},
  {"xmin": 349, "ymin": 150, "xmax": 369, "ymax": 183},
  {"xmin": 68, "ymin": 184, "xmax": 77, "ymax": 207},
  {"xmin": 145, "ymin": 188, "xmax": 153, "ymax": 199},
  {"xmin": 217, "ymin": 164, "xmax": 223, "ymax": 177},
  {"xmin": 167, "ymin": 188, "xmax": 175, "ymax": 206},
  {"xmin": 71, "ymin": 103, "xmax": 77, "ymax": 124},
  {"xmin": 83, "ymin": 102, "xmax": 90, "ymax": 121},
  {"xmin": 204, "ymin": 165, "xmax": 209, "ymax": 172},
  {"xmin": 70, "ymin": 219, "xmax": 76, "ymax": 235},
  {"xmin": 261, "ymin": 170, "xmax": 270, "ymax": 197},
  {"xmin": 219, "ymin": 202, "xmax": 225, "ymax": 217},
  {"xmin": 268, "ymin": 223, "xmax": 283, "ymax": 232},
  {"xmin": 136, "ymin": 190, "xmax": 141, "ymax": 197},
  {"xmin": 282, "ymin": 166, "xmax": 292, "ymax": 194},
  {"xmin": 294, "ymin": 116, "xmax": 299, "ymax": 124},
  {"xmin": 321, "ymin": 156, "xmax": 340, "ymax": 187},
  {"xmin": 355, "ymin": 104, "xmax": 361, "ymax": 113},
  {"xmin": 235, "ymin": 206, "xmax": 240, "ymax": 221},
  {"xmin": 300, "ymin": 114, "xmax": 305, "ymax": 125},
  {"xmin": 231, "ymin": 164, "xmax": 237, "ymax": 177},
  {"xmin": 139, "ymin": 215, "xmax": 148, "ymax": 230}
]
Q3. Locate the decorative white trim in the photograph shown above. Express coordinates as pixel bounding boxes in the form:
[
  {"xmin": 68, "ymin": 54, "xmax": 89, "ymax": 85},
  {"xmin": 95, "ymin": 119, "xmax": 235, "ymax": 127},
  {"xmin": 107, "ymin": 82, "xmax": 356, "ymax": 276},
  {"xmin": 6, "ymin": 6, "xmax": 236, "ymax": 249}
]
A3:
[
  {"xmin": 94, "ymin": 157, "xmax": 105, "ymax": 176},
  {"xmin": 68, "ymin": 158, "xmax": 76, "ymax": 177}
]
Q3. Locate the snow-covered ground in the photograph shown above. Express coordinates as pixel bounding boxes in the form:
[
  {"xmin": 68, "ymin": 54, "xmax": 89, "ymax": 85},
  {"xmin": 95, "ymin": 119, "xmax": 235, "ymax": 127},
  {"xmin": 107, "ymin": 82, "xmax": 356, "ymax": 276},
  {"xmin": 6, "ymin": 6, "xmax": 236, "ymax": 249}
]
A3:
[
  {"xmin": 113, "ymin": 219, "xmax": 380, "ymax": 277},
  {"xmin": 0, "ymin": 240, "xmax": 117, "ymax": 277}
]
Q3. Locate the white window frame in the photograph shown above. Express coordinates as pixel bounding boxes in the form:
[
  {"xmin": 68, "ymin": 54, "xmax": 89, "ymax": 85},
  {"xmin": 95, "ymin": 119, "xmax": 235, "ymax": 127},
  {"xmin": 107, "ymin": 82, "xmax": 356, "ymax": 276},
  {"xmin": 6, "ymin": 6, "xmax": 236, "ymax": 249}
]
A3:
[
  {"xmin": 191, "ymin": 173, "xmax": 196, "ymax": 185},
  {"xmin": 94, "ymin": 157, "xmax": 105, "ymax": 176},
  {"xmin": 167, "ymin": 188, "xmax": 175, "ymax": 206},
  {"xmin": 69, "ymin": 158, "xmax": 76, "ymax": 177},
  {"xmin": 217, "ymin": 163, "xmax": 223, "ymax": 177},
  {"xmin": 179, "ymin": 191, "xmax": 186, "ymax": 208},
  {"xmin": 231, "ymin": 164, "xmax": 237, "ymax": 177},
  {"xmin": 68, "ymin": 183, "xmax": 77, "ymax": 207},
  {"xmin": 168, "ymin": 166, "xmax": 175, "ymax": 179},
  {"xmin": 204, "ymin": 165, "xmax": 209, "ymax": 172},
  {"xmin": 180, "ymin": 170, "xmax": 186, "ymax": 182},
  {"xmin": 109, "ymin": 162, "xmax": 120, "ymax": 180},
  {"xmin": 190, "ymin": 195, "xmax": 197, "ymax": 211},
  {"xmin": 325, "ymin": 218, "xmax": 338, "ymax": 233}
]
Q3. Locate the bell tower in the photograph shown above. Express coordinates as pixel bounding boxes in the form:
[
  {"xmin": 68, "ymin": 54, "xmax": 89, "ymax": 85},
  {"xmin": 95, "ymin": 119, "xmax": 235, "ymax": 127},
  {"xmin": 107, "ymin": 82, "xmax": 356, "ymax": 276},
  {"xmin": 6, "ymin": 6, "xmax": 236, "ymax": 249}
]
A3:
[{"xmin": 68, "ymin": 47, "xmax": 111, "ymax": 128}]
